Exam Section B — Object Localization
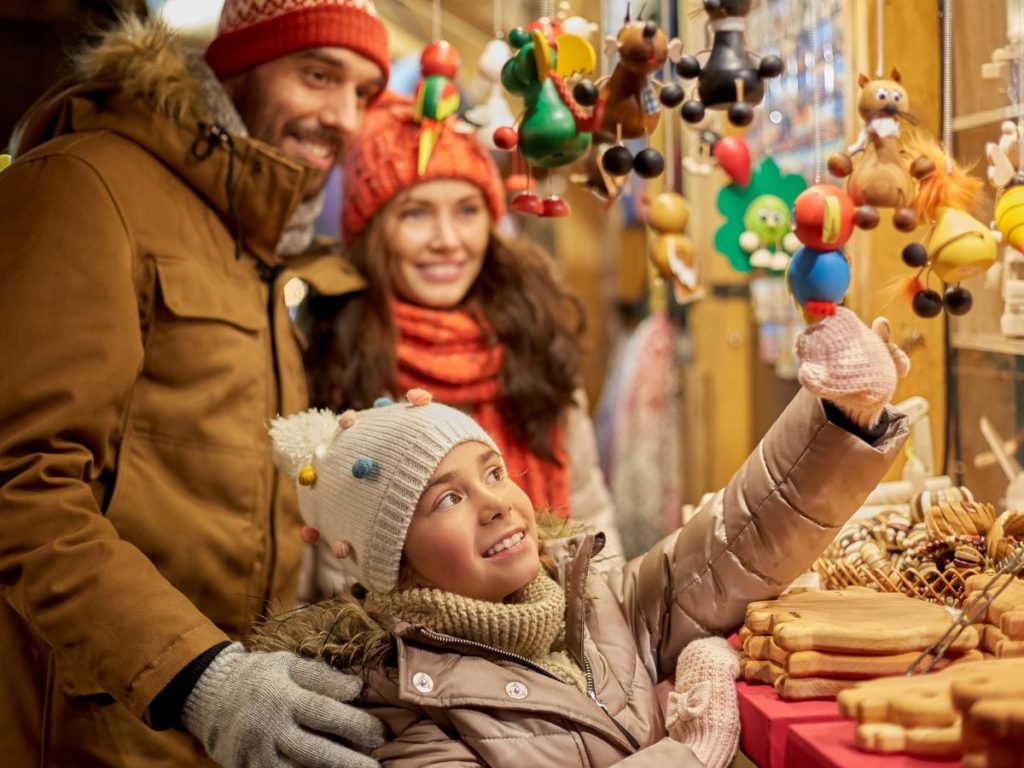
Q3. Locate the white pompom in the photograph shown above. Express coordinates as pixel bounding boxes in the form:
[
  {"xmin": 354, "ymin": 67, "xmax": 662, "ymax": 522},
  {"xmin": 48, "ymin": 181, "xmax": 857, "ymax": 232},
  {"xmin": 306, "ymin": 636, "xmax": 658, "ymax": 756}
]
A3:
[{"xmin": 269, "ymin": 408, "xmax": 339, "ymax": 479}]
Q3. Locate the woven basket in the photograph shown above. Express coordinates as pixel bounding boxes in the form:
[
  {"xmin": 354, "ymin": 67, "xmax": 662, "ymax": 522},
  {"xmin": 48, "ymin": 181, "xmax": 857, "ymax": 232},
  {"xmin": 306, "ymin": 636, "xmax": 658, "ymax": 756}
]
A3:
[{"xmin": 812, "ymin": 559, "xmax": 981, "ymax": 606}]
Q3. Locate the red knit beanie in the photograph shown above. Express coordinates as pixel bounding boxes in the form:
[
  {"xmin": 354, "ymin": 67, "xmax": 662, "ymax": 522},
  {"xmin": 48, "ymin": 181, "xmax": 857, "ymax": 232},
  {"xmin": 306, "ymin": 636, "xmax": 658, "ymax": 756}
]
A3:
[
  {"xmin": 206, "ymin": 0, "xmax": 390, "ymax": 83},
  {"xmin": 341, "ymin": 94, "xmax": 507, "ymax": 243}
]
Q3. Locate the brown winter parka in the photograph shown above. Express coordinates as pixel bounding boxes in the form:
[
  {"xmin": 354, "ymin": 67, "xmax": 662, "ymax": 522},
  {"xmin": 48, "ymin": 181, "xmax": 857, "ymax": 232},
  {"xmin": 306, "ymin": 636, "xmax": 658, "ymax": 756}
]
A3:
[
  {"xmin": 0, "ymin": 20, "xmax": 363, "ymax": 766},
  {"xmin": 275, "ymin": 389, "xmax": 907, "ymax": 767}
]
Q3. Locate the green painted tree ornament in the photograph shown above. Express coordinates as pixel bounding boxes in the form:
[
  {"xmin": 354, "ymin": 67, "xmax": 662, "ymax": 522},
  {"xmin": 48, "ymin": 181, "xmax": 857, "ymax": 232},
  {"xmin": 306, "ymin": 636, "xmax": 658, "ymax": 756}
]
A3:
[{"xmin": 715, "ymin": 157, "xmax": 807, "ymax": 273}]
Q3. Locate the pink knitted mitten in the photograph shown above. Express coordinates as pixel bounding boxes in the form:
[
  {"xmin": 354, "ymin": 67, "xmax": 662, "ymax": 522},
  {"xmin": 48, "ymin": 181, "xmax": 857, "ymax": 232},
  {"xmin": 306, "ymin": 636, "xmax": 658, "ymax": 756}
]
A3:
[
  {"xmin": 795, "ymin": 307, "xmax": 911, "ymax": 429},
  {"xmin": 665, "ymin": 636, "xmax": 741, "ymax": 768}
]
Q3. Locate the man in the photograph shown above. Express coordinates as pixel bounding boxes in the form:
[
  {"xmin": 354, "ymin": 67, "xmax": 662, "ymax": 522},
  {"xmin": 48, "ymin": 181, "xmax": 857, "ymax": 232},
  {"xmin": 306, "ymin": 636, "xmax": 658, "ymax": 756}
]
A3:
[{"xmin": 0, "ymin": 1, "xmax": 390, "ymax": 765}]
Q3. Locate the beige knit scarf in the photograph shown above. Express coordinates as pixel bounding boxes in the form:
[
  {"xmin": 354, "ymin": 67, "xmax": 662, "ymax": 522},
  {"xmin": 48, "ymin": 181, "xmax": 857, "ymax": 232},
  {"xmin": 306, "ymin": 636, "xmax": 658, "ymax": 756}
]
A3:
[{"xmin": 366, "ymin": 573, "xmax": 586, "ymax": 691}]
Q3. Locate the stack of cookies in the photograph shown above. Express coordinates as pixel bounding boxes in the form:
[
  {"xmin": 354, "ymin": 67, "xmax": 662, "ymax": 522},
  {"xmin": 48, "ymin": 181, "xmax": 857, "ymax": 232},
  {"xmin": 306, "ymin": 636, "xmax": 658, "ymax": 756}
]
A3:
[
  {"xmin": 815, "ymin": 489, "xmax": 1023, "ymax": 605},
  {"xmin": 739, "ymin": 588, "xmax": 981, "ymax": 700},
  {"xmin": 965, "ymin": 572, "xmax": 1024, "ymax": 659}
]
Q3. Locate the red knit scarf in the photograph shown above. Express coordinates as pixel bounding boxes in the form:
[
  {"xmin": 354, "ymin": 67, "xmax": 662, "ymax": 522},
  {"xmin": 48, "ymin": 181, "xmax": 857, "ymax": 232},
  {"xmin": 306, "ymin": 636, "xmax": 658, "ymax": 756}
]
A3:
[{"xmin": 392, "ymin": 299, "xmax": 569, "ymax": 516}]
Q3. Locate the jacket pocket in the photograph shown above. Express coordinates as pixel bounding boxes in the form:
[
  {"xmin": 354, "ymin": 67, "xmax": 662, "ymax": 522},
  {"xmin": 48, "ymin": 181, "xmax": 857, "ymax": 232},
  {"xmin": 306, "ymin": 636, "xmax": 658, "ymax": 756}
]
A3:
[{"xmin": 155, "ymin": 257, "xmax": 263, "ymax": 331}]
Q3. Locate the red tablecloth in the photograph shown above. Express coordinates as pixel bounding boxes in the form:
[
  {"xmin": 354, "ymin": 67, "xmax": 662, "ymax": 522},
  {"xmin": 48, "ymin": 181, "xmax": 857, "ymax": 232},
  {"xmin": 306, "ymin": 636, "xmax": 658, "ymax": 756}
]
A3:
[
  {"xmin": 736, "ymin": 681, "xmax": 845, "ymax": 768},
  {"xmin": 788, "ymin": 721, "xmax": 962, "ymax": 768}
]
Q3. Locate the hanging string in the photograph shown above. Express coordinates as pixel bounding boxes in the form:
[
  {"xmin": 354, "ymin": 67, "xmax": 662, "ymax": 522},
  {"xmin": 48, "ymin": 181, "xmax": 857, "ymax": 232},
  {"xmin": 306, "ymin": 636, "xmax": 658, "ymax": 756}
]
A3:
[
  {"xmin": 875, "ymin": 0, "xmax": 884, "ymax": 78},
  {"xmin": 941, "ymin": 0, "xmax": 953, "ymax": 170},
  {"xmin": 661, "ymin": 0, "xmax": 676, "ymax": 190},
  {"xmin": 494, "ymin": 0, "xmax": 503, "ymax": 38},
  {"xmin": 810, "ymin": 0, "xmax": 822, "ymax": 184},
  {"xmin": 540, "ymin": 0, "xmax": 553, "ymax": 22},
  {"xmin": 1019, "ymin": 0, "xmax": 1024, "ymax": 172},
  {"xmin": 432, "ymin": 0, "xmax": 441, "ymax": 42}
]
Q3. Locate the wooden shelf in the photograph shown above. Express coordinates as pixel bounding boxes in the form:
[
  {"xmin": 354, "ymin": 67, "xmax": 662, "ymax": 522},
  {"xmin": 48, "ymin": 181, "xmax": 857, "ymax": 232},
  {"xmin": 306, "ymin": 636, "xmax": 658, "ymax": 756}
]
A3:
[{"xmin": 952, "ymin": 331, "xmax": 1024, "ymax": 356}]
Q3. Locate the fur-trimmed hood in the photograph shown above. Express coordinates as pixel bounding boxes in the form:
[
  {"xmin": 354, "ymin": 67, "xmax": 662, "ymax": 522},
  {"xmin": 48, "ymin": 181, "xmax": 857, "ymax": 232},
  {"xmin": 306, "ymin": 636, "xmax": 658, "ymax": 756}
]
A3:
[
  {"xmin": 12, "ymin": 16, "xmax": 213, "ymax": 157},
  {"xmin": 10, "ymin": 15, "xmax": 312, "ymax": 265}
]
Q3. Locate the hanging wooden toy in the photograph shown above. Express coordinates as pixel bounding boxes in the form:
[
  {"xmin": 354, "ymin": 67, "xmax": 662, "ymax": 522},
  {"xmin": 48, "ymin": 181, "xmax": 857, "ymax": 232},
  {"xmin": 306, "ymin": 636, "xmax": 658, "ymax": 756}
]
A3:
[
  {"xmin": 413, "ymin": 41, "xmax": 462, "ymax": 174},
  {"xmin": 715, "ymin": 156, "xmax": 806, "ymax": 273},
  {"xmin": 647, "ymin": 192, "xmax": 701, "ymax": 304},
  {"xmin": 570, "ymin": 9, "xmax": 683, "ymax": 179},
  {"xmin": 897, "ymin": 137, "xmax": 997, "ymax": 317},
  {"xmin": 673, "ymin": 0, "xmax": 784, "ymax": 128},
  {"xmin": 786, "ymin": 185, "xmax": 856, "ymax": 320},
  {"xmin": 494, "ymin": 23, "xmax": 598, "ymax": 216},
  {"xmin": 827, "ymin": 69, "xmax": 934, "ymax": 231}
]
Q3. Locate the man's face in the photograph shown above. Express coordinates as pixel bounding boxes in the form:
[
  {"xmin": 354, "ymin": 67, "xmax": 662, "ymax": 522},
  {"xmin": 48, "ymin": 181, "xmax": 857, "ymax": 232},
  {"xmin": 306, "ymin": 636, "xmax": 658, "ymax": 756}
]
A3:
[{"xmin": 224, "ymin": 47, "xmax": 385, "ymax": 199}]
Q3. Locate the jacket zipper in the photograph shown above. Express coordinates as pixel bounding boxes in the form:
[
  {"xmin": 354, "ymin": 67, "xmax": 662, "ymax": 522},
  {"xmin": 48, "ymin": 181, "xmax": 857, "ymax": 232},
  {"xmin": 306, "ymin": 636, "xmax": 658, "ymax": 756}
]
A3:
[
  {"xmin": 260, "ymin": 263, "xmax": 284, "ymax": 612},
  {"xmin": 581, "ymin": 647, "xmax": 642, "ymax": 750},
  {"xmin": 415, "ymin": 627, "xmax": 641, "ymax": 751}
]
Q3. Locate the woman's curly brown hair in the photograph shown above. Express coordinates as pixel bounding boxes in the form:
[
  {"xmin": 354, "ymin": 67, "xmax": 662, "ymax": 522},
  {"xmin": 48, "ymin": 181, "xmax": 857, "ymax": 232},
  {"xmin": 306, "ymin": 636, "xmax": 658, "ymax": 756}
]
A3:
[{"xmin": 305, "ymin": 219, "xmax": 585, "ymax": 463}]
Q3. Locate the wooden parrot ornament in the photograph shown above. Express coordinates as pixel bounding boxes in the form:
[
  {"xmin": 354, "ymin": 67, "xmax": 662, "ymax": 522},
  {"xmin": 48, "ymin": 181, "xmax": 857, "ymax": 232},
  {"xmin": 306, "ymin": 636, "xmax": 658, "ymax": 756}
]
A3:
[
  {"xmin": 414, "ymin": 41, "xmax": 461, "ymax": 175},
  {"xmin": 495, "ymin": 24, "xmax": 598, "ymax": 216}
]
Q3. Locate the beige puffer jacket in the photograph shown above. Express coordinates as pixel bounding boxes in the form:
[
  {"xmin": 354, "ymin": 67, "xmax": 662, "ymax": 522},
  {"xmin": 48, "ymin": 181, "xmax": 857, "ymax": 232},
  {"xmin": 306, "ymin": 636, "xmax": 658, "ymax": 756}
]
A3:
[{"xmin": 273, "ymin": 389, "xmax": 907, "ymax": 766}]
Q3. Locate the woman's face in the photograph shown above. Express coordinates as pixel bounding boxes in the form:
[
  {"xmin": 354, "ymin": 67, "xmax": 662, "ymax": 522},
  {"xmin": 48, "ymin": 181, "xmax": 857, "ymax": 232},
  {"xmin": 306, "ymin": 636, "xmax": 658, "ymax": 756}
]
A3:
[
  {"xmin": 380, "ymin": 179, "xmax": 491, "ymax": 309},
  {"xmin": 404, "ymin": 441, "xmax": 539, "ymax": 602}
]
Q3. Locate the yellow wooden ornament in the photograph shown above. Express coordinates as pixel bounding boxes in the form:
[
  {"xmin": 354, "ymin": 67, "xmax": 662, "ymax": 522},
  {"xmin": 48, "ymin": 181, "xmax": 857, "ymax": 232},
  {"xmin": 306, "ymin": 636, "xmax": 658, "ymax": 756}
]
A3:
[
  {"xmin": 927, "ymin": 206, "xmax": 997, "ymax": 283},
  {"xmin": 554, "ymin": 34, "xmax": 596, "ymax": 78},
  {"xmin": 995, "ymin": 183, "xmax": 1024, "ymax": 251}
]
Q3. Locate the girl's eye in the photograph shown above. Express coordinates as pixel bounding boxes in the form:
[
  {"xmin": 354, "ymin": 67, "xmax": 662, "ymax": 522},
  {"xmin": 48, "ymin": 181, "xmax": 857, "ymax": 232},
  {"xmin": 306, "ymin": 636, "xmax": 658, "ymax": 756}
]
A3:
[
  {"xmin": 486, "ymin": 465, "xmax": 505, "ymax": 483},
  {"xmin": 459, "ymin": 204, "xmax": 483, "ymax": 216},
  {"xmin": 435, "ymin": 491, "xmax": 460, "ymax": 511},
  {"xmin": 399, "ymin": 208, "xmax": 425, "ymax": 220}
]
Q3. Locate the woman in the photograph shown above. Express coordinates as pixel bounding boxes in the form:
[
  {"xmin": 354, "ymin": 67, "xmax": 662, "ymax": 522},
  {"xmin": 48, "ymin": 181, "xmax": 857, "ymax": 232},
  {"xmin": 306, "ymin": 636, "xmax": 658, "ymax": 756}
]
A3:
[{"xmin": 304, "ymin": 93, "xmax": 624, "ymax": 594}]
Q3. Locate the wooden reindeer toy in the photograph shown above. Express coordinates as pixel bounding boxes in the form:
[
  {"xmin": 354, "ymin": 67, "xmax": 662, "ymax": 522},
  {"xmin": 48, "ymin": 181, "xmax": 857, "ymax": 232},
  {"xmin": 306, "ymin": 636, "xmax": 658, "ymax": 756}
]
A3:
[
  {"xmin": 573, "ymin": 11, "xmax": 683, "ymax": 179},
  {"xmin": 828, "ymin": 69, "xmax": 933, "ymax": 232}
]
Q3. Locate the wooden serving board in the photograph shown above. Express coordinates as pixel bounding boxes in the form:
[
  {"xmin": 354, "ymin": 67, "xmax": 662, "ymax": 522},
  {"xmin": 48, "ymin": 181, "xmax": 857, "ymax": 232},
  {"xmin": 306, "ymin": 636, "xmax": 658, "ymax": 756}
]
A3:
[
  {"xmin": 745, "ymin": 588, "xmax": 979, "ymax": 655},
  {"xmin": 774, "ymin": 674, "xmax": 858, "ymax": 700}
]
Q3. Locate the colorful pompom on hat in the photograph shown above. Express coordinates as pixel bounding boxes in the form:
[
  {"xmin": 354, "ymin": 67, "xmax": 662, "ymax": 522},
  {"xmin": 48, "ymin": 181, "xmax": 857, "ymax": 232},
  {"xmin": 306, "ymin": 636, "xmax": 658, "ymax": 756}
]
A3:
[
  {"xmin": 340, "ymin": 92, "xmax": 507, "ymax": 244},
  {"xmin": 269, "ymin": 390, "xmax": 497, "ymax": 592},
  {"xmin": 205, "ymin": 0, "xmax": 390, "ymax": 83}
]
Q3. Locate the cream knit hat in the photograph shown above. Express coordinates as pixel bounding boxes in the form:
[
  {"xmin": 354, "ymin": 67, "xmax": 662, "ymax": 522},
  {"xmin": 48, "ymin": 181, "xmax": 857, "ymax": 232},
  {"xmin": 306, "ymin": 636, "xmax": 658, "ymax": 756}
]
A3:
[{"xmin": 269, "ymin": 390, "xmax": 496, "ymax": 592}]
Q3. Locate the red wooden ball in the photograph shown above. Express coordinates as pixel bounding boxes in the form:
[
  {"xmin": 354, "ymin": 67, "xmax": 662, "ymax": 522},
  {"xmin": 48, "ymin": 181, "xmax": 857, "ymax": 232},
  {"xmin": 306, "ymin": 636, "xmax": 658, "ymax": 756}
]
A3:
[
  {"xmin": 793, "ymin": 184, "xmax": 856, "ymax": 250},
  {"xmin": 493, "ymin": 126, "xmax": 519, "ymax": 151}
]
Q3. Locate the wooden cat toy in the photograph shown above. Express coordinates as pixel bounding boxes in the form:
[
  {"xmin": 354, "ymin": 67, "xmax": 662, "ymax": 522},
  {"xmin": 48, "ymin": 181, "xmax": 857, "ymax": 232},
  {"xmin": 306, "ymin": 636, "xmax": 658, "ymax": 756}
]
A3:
[
  {"xmin": 674, "ymin": 0, "xmax": 783, "ymax": 128},
  {"xmin": 572, "ymin": 11, "xmax": 683, "ymax": 179},
  {"xmin": 828, "ymin": 69, "xmax": 933, "ymax": 232}
]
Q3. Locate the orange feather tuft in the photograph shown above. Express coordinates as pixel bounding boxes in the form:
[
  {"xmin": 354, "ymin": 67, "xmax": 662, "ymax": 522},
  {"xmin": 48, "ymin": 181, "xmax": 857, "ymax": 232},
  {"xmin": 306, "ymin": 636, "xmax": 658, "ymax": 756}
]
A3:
[
  {"xmin": 905, "ymin": 129, "xmax": 983, "ymax": 220},
  {"xmin": 878, "ymin": 273, "xmax": 924, "ymax": 309}
]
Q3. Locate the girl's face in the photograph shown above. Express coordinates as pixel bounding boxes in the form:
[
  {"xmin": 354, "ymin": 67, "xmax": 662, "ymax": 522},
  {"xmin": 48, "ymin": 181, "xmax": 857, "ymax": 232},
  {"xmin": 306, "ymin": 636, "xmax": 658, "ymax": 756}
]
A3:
[
  {"xmin": 404, "ymin": 441, "xmax": 539, "ymax": 602},
  {"xmin": 379, "ymin": 179, "xmax": 491, "ymax": 309}
]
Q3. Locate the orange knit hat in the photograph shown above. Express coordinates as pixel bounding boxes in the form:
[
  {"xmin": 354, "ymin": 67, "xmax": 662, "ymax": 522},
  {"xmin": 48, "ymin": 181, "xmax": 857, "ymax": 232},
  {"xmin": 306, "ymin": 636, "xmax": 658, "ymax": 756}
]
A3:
[
  {"xmin": 340, "ymin": 94, "xmax": 507, "ymax": 244},
  {"xmin": 206, "ymin": 0, "xmax": 390, "ymax": 83}
]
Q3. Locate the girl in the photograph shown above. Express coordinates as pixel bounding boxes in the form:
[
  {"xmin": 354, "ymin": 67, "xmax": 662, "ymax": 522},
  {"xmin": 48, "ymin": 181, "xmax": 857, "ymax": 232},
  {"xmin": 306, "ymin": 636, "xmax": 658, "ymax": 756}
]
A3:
[
  {"xmin": 302, "ymin": 92, "xmax": 624, "ymax": 587},
  {"xmin": 258, "ymin": 307, "xmax": 909, "ymax": 765}
]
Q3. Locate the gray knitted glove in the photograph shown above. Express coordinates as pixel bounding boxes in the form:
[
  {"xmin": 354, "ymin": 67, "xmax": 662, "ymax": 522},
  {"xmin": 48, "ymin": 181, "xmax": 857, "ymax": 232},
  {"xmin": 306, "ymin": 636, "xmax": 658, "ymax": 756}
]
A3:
[
  {"xmin": 182, "ymin": 643, "xmax": 385, "ymax": 768},
  {"xmin": 795, "ymin": 308, "xmax": 911, "ymax": 429}
]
